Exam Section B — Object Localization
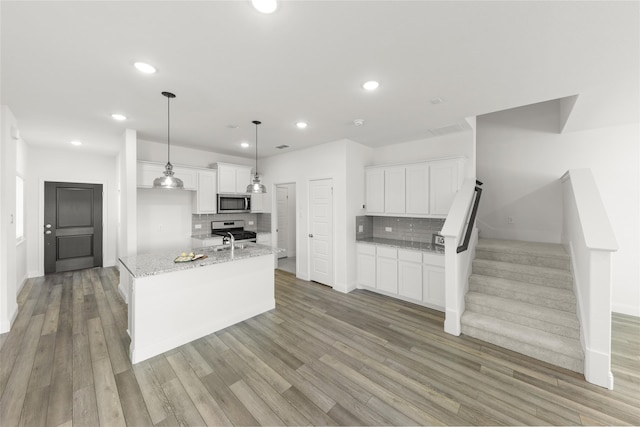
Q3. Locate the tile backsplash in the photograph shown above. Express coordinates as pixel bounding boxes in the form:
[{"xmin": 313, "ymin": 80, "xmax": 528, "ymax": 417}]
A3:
[
  {"xmin": 356, "ymin": 215, "xmax": 445, "ymax": 244},
  {"xmin": 191, "ymin": 212, "xmax": 271, "ymax": 234}
]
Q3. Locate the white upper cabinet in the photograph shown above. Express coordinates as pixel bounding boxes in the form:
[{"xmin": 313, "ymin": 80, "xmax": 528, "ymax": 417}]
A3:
[
  {"xmin": 365, "ymin": 157, "xmax": 464, "ymax": 218},
  {"xmin": 365, "ymin": 168, "xmax": 385, "ymax": 214},
  {"xmin": 192, "ymin": 170, "xmax": 217, "ymax": 214},
  {"xmin": 405, "ymin": 162, "xmax": 430, "ymax": 215},
  {"xmin": 429, "ymin": 158, "xmax": 464, "ymax": 215},
  {"xmin": 214, "ymin": 163, "xmax": 252, "ymax": 194},
  {"xmin": 137, "ymin": 161, "xmax": 196, "ymax": 190},
  {"xmin": 384, "ymin": 167, "xmax": 406, "ymax": 214}
]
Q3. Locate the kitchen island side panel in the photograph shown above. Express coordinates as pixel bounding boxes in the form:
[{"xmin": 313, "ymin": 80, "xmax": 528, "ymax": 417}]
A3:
[{"xmin": 129, "ymin": 254, "xmax": 275, "ymax": 363}]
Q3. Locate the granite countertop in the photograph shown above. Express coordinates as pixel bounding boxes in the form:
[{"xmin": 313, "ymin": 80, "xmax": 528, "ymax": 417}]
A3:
[
  {"xmin": 119, "ymin": 243, "xmax": 282, "ymax": 278},
  {"xmin": 357, "ymin": 237, "xmax": 444, "ymax": 254},
  {"xmin": 191, "ymin": 233, "xmax": 221, "ymax": 240}
]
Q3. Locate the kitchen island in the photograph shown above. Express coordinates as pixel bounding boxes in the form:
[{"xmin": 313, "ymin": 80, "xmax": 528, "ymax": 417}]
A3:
[{"xmin": 119, "ymin": 243, "xmax": 280, "ymax": 364}]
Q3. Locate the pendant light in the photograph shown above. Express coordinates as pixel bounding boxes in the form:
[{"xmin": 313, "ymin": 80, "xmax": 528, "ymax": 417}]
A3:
[
  {"xmin": 246, "ymin": 120, "xmax": 266, "ymax": 193},
  {"xmin": 153, "ymin": 91, "xmax": 184, "ymax": 189}
]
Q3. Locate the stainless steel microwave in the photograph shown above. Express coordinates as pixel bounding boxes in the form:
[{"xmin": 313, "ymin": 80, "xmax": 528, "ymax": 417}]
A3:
[{"xmin": 217, "ymin": 194, "xmax": 251, "ymax": 213}]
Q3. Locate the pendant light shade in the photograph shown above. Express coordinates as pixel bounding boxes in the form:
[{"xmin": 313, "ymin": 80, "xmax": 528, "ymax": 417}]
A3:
[
  {"xmin": 247, "ymin": 120, "xmax": 266, "ymax": 194},
  {"xmin": 153, "ymin": 91, "xmax": 184, "ymax": 189}
]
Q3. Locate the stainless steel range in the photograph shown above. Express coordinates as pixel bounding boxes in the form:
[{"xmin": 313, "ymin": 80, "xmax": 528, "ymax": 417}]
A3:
[{"xmin": 211, "ymin": 220, "xmax": 257, "ymax": 243}]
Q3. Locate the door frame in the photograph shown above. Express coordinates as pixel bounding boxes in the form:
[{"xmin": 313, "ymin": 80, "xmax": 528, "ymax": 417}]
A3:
[
  {"xmin": 272, "ymin": 181, "xmax": 297, "ymax": 273},
  {"xmin": 307, "ymin": 177, "xmax": 334, "ymax": 287},
  {"xmin": 38, "ymin": 177, "xmax": 109, "ymax": 277}
]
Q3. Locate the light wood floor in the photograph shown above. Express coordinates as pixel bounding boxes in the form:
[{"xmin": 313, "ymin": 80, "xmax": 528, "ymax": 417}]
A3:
[{"xmin": 1, "ymin": 267, "xmax": 639, "ymax": 426}]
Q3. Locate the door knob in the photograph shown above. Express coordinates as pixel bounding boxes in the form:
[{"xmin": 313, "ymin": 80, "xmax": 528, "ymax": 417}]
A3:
[
  {"xmin": 45, "ymin": 230, "xmax": 52, "ymax": 235},
  {"xmin": 308, "ymin": 234, "xmax": 313, "ymax": 238},
  {"xmin": 45, "ymin": 224, "xmax": 52, "ymax": 228}
]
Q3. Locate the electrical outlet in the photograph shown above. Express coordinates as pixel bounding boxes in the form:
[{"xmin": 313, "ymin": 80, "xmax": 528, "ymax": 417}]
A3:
[
  {"xmin": 358, "ymin": 225, "xmax": 363, "ymax": 233},
  {"xmin": 194, "ymin": 224, "xmax": 202, "ymax": 229},
  {"xmin": 248, "ymin": 221, "xmax": 254, "ymax": 225},
  {"xmin": 385, "ymin": 227, "xmax": 392, "ymax": 232},
  {"xmin": 434, "ymin": 235, "xmax": 445, "ymax": 245}
]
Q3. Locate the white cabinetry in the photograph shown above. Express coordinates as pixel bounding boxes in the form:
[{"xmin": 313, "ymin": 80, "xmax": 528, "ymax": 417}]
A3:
[
  {"xmin": 214, "ymin": 163, "xmax": 252, "ymax": 194},
  {"xmin": 192, "ymin": 170, "xmax": 217, "ymax": 214},
  {"xmin": 356, "ymin": 243, "xmax": 445, "ymax": 311},
  {"xmin": 365, "ymin": 169, "xmax": 385, "ymax": 214},
  {"xmin": 376, "ymin": 246, "xmax": 398, "ymax": 294},
  {"xmin": 365, "ymin": 157, "xmax": 463, "ymax": 218},
  {"xmin": 398, "ymin": 249, "xmax": 423, "ymax": 301},
  {"xmin": 137, "ymin": 161, "xmax": 196, "ymax": 190},
  {"xmin": 405, "ymin": 163, "xmax": 430, "ymax": 215},
  {"xmin": 429, "ymin": 158, "xmax": 463, "ymax": 215},
  {"xmin": 423, "ymin": 252, "xmax": 445, "ymax": 308},
  {"xmin": 356, "ymin": 244, "xmax": 376, "ymax": 288},
  {"xmin": 384, "ymin": 167, "xmax": 406, "ymax": 214}
]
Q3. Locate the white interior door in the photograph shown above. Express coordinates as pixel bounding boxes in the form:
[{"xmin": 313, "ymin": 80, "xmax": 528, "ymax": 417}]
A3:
[
  {"xmin": 309, "ymin": 178, "xmax": 333, "ymax": 287},
  {"xmin": 276, "ymin": 186, "xmax": 289, "ymax": 259}
]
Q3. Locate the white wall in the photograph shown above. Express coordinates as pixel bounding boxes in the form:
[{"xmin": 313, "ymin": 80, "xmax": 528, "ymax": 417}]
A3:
[
  {"xmin": 0, "ymin": 106, "xmax": 19, "ymax": 332},
  {"xmin": 477, "ymin": 100, "xmax": 640, "ymax": 316},
  {"xmin": 275, "ymin": 183, "xmax": 297, "ymax": 257},
  {"xmin": 261, "ymin": 139, "xmax": 372, "ymax": 293},
  {"xmin": 25, "ymin": 147, "xmax": 119, "ymax": 277},
  {"xmin": 138, "ymin": 139, "xmax": 254, "ymax": 169},
  {"xmin": 137, "ymin": 188, "xmax": 193, "ymax": 254},
  {"xmin": 16, "ymin": 138, "xmax": 28, "ymax": 293}
]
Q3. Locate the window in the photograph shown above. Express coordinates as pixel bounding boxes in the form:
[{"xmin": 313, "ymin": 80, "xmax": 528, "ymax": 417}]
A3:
[{"xmin": 16, "ymin": 176, "xmax": 24, "ymax": 241}]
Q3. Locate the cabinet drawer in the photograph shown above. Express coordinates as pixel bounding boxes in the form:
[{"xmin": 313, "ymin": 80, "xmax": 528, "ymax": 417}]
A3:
[
  {"xmin": 423, "ymin": 252, "xmax": 445, "ymax": 267},
  {"xmin": 357, "ymin": 243, "xmax": 376, "ymax": 256},
  {"xmin": 398, "ymin": 249, "xmax": 422, "ymax": 263},
  {"xmin": 377, "ymin": 246, "xmax": 397, "ymax": 259}
]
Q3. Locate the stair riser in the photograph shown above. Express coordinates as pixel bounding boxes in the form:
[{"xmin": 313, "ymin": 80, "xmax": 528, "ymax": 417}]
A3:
[
  {"xmin": 475, "ymin": 249, "xmax": 570, "ymax": 271},
  {"xmin": 461, "ymin": 324, "xmax": 584, "ymax": 373},
  {"xmin": 472, "ymin": 263, "xmax": 572, "ymax": 289},
  {"xmin": 465, "ymin": 300, "xmax": 580, "ymax": 339},
  {"xmin": 469, "ymin": 283, "xmax": 576, "ymax": 312}
]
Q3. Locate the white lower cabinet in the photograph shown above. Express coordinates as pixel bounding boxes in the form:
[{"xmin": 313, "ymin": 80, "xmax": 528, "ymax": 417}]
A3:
[
  {"xmin": 357, "ymin": 243, "xmax": 445, "ymax": 311},
  {"xmin": 357, "ymin": 244, "xmax": 376, "ymax": 288},
  {"xmin": 398, "ymin": 249, "xmax": 423, "ymax": 301}
]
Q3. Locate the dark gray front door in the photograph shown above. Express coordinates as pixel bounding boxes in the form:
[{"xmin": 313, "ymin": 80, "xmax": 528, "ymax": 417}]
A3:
[{"xmin": 44, "ymin": 182, "xmax": 103, "ymax": 274}]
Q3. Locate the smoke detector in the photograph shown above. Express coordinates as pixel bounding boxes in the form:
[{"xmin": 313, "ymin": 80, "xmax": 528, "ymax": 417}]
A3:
[{"xmin": 353, "ymin": 119, "xmax": 365, "ymax": 126}]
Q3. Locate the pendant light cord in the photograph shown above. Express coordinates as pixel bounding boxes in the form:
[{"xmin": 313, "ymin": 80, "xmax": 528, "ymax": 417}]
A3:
[
  {"xmin": 255, "ymin": 122, "xmax": 258, "ymax": 176},
  {"xmin": 167, "ymin": 94, "xmax": 171, "ymax": 165}
]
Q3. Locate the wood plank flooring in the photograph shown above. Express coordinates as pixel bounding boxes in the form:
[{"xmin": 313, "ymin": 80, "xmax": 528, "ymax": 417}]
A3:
[{"xmin": 1, "ymin": 267, "xmax": 639, "ymax": 426}]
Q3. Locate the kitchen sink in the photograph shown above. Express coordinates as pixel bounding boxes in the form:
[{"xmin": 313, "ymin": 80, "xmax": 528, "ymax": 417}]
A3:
[{"xmin": 212, "ymin": 243, "xmax": 251, "ymax": 252}]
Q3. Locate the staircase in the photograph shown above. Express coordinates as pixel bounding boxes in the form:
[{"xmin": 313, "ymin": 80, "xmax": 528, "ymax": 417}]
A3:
[{"xmin": 461, "ymin": 238, "xmax": 584, "ymax": 373}]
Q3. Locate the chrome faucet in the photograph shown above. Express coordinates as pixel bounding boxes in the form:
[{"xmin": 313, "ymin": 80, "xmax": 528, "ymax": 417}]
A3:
[{"xmin": 223, "ymin": 232, "xmax": 235, "ymax": 248}]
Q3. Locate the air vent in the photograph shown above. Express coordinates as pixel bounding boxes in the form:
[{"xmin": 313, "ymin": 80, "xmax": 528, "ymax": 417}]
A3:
[
  {"xmin": 276, "ymin": 145, "xmax": 290, "ymax": 149},
  {"xmin": 426, "ymin": 121, "xmax": 471, "ymax": 137}
]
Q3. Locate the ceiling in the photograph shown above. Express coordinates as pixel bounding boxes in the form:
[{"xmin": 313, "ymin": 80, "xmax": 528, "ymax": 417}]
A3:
[{"xmin": 2, "ymin": 1, "xmax": 638, "ymax": 158}]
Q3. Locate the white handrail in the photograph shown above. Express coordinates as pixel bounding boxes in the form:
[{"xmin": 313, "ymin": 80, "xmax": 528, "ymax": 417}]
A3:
[
  {"xmin": 562, "ymin": 168, "xmax": 617, "ymax": 389},
  {"xmin": 441, "ymin": 179, "xmax": 478, "ymax": 335}
]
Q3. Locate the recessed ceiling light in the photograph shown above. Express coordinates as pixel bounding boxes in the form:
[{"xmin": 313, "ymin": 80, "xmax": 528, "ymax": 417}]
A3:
[
  {"xmin": 70, "ymin": 140, "xmax": 82, "ymax": 146},
  {"xmin": 134, "ymin": 62, "xmax": 156, "ymax": 74},
  {"xmin": 430, "ymin": 97, "xmax": 445, "ymax": 105},
  {"xmin": 296, "ymin": 121, "xmax": 308, "ymax": 129},
  {"xmin": 353, "ymin": 119, "xmax": 365, "ymax": 126},
  {"xmin": 111, "ymin": 113, "xmax": 127, "ymax": 121},
  {"xmin": 252, "ymin": 0, "xmax": 278, "ymax": 13},
  {"xmin": 241, "ymin": 142, "xmax": 250, "ymax": 148},
  {"xmin": 362, "ymin": 81, "xmax": 379, "ymax": 91}
]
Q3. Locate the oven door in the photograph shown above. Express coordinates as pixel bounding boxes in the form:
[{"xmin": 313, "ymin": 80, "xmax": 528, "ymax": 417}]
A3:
[{"xmin": 217, "ymin": 195, "xmax": 251, "ymax": 213}]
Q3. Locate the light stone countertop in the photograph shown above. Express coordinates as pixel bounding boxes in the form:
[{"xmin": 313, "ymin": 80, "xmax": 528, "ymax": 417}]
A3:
[
  {"xmin": 191, "ymin": 233, "xmax": 222, "ymax": 240},
  {"xmin": 357, "ymin": 237, "xmax": 444, "ymax": 255},
  {"xmin": 119, "ymin": 243, "xmax": 283, "ymax": 278}
]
